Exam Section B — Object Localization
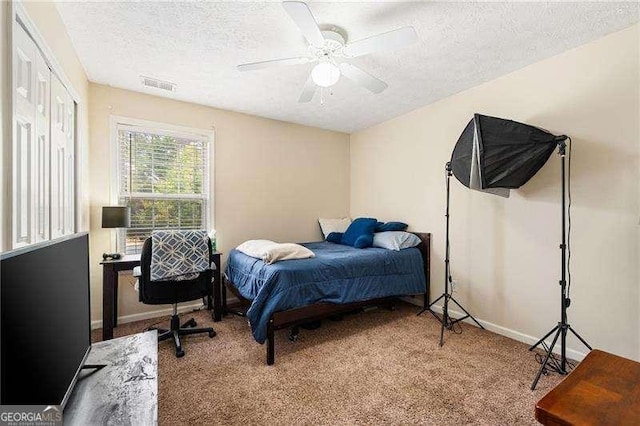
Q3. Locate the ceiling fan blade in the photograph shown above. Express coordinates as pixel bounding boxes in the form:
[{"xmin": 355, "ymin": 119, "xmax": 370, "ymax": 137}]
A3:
[
  {"xmin": 343, "ymin": 27, "xmax": 418, "ymax": 58},
  {"xmin": 237, "ymin": 57, "xmax": 311, "ymax": 72},
  {"xmin": 339, "ymin": 63, "xmax": 388, "ymax": 94},
  {"xmin": 298, "ymin": 72, "xmax": 317, "ymax": 103},
  {"xmin": 282, "ymin": 1, "xmax": 325, "ymax": 47}
]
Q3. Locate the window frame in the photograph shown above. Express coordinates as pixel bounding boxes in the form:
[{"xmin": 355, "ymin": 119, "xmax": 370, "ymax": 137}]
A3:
[{"xmin": 109, "ymin": 116, "xmax": 214, "ymax": 253}]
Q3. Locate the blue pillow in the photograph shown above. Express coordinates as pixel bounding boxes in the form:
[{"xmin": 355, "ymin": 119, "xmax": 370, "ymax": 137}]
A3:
[
  {"xmin": 326, "ymin": 232, "xmax": 343, "ymax": 244},
  {"xmin": 341, "ymin": 217, "xmax": 377, "ymax": 248},
  {"xmin": 376, "ymin": 221, "xmax": 408, "ymax": 232},
  {"xmin": 354, "ymin": 234, "xmax": 374, "ymax": 249}
]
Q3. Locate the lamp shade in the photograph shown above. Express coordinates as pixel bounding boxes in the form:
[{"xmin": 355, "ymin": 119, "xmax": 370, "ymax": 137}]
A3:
[
  {"xmin": 101, "ymin": 206, "xmax": 131, "ymax": 229},
  {"xmin": 450, "ymin": 114, "xmax": 563, "ymax": 198}
]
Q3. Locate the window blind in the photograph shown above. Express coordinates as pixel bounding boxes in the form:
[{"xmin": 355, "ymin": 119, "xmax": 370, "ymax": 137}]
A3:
[{"xmin": 117, "ymin": 126, "xmax": 208, "ymax": 253}]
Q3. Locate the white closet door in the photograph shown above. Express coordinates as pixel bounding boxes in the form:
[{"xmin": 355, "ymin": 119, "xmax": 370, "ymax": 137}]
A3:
[
  {"xmin": 64, "ymin": 93, "xmax": 75, "ymax": 235},
  {"xmin": 12, "ymin": 23, "xmax": 37, "ymax": 248},
  {"xmin": 50, "ymin": 74, "xmax": 75, "ymax": 238},
  {"xmin": 12, "ymin": 21, "xmax": 76, "ymax": 247},
  {"xmin": 50, "ymin": 74, "xmax": 67, "ymax": 239},
  {"xmin": 34, "ymin": 49, "xmax": 51, "ymax": 242}
]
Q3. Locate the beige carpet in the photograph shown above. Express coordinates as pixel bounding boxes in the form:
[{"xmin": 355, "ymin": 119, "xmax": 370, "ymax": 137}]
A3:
[{"xmin": 94, "ymin": 302, "xmax": 562, "ymax": 425}]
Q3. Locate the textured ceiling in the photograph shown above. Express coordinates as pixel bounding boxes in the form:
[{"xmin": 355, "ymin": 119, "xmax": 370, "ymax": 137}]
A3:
[{"xmin": 56, "ymin": 1, "xmax": 639, "ymax": 133}]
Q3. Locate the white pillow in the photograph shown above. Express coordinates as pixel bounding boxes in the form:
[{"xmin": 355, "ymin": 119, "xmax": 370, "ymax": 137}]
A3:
[
  {"xmin": 236, "ymin": 240, "xmax": 315, "ymax": 264},
  {"xmin": 318, "ymin": 217, "xmax": 351, "ymax": 239},
  {"xmin": 373, "ymin": 232, "xmax": 422, "ymax": 251},
  {"xmin": 263, "ymin": 243, "xmax": 315, "ymax": 265},
  {"xmin": 236, "ymin": 239, "xmax": 278, "ymax": 258}
]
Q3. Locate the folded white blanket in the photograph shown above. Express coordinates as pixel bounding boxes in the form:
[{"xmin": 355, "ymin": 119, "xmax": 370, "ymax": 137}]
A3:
[{"xmin": 236, "ymin": 240, "xmax": 315, "ymax": 264}]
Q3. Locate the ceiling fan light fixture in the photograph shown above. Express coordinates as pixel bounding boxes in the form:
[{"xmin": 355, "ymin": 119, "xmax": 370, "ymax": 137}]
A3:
[
  {"xmin": 311, "ymin": 61, "xmax": 340, "ymax": 87},
  {"xmin": 238, "ymin": 2, "xmax": 413, "ymax": 101}
]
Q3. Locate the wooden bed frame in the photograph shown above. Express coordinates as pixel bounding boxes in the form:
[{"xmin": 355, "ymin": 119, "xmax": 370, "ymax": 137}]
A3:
[{"xmin": 216, "ymin": 232, "xmax": 431, "ymax": 365}]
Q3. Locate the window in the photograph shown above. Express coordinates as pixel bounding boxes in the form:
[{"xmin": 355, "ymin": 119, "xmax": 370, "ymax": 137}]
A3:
[{"xmin": 116, "ymin": 120, "xmax": 211, "ymax": 254}]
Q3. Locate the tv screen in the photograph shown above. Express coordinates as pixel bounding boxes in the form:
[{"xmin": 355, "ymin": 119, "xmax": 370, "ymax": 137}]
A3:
[{"xmin": 0, "ymin": 232, "xmax": 91, "ymax": 407}]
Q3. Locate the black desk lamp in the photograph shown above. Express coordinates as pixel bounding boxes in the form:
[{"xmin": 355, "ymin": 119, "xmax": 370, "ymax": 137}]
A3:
[{"xmin": 102, "ymin": 206, "xmax": 130, "ymax": 260}]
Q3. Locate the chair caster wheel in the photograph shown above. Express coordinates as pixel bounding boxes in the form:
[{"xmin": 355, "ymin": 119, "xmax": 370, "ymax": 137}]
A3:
[
  {"xmin": 208, "ymin": 330, "xmax": 216, "ymax": 338},
  {"xmin": 176, "ymin": 349, "xmax": 185, "ymax": 358}
]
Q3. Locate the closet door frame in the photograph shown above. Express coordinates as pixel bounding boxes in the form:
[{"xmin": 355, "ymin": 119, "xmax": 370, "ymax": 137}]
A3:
[{"xmin": 7, "ymin": 1, "xmax": 82, "ymax": 249}]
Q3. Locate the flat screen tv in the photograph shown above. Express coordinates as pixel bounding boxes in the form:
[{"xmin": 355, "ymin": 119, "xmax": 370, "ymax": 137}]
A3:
[{"xmin": 0, "ymin": 232, "xmax": 91, "ymax": 408}]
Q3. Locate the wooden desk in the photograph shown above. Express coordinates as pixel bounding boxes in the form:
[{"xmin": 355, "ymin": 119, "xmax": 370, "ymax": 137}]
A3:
[
  {"xmin": 535, "ymin": 349, "xmax": 640, "ymax": 425},
  {"xmin": 100, "ymin": 252, "xmax": 222, "ymax": 341},
  {"xmin": 65, "ymin": 331, "xmax": 158, "ymax": 425}
]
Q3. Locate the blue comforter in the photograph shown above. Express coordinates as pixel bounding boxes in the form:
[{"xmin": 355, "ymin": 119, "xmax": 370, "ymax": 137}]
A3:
[{"xmin": 225, "ymin": 241, "xmax": 426, "ymax": 343}]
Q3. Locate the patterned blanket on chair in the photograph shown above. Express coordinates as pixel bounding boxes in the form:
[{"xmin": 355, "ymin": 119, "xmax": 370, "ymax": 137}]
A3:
[{"xmin": 150, "ymin": 230, "xmax": 210, "ymax": 282}]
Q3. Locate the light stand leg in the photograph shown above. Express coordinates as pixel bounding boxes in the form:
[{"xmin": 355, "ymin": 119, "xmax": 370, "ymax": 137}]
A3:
[
  {"xmin": 529, "ymin": 325, "xmax": 559, "ymax": 351},
  {"xmin": 569, "ymin": 327, "xmax": 593, "ymax": 351},
  {"xmin": 424, "ymin": 162, "xmax": 484, "ymax": 346},
  {"xmin": 439, "ymin": 298, "xmax": 447, "ymax": 346},
  {"xmin": 448, "ymin": 296, "xmax": 484, "ymax": 329},
  {"xmin": 530, "ymin": 139, "xmax": 591, "ymax": 390},
  {"xmin": 531, "ymin": 326, "xmax": 563, "ymax": 391},
  {"xmin": 439, "ymin": 291, "xmax": 450, "ymax": 347},
  {"xmin": 418, "ymin": 293, "xmax": 444, "ymax": 321}
]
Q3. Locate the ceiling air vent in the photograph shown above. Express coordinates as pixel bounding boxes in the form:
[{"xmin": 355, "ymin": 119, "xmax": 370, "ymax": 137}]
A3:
[{"xmin": 140, "ymin": 75, "xmax": 176, "ymax": 92}]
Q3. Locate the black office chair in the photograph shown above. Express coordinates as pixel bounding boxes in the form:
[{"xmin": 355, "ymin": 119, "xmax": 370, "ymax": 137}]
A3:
[{"xmin": 137, "ymin": 236, "xmax": 216, "ymax": 358}]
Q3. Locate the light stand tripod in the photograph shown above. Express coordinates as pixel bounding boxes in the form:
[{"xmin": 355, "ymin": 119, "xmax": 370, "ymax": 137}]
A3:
[
  {"xmin": 529, "ymin": 137, "xmax": 591, "ymax": 390},
  {"xmin": 418, "ymin": 162, "xmax": 484, "ymax": 346}
]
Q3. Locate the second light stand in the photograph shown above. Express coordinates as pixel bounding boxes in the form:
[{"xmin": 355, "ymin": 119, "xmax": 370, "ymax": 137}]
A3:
[
  {"xmin": 529, "ymin": 138, "xmax": 592, "ymax": 390},
  {"xmin": 418, "ymin": 162, "xmax": 484, "ymax": 346}
]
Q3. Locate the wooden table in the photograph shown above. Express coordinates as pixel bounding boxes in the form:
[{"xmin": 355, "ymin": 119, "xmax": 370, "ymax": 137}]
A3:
[
  {"xmin": 65, "ymin": 331, "xmax": 158, "ymax": 425},
  {"xmin": 535, "ymin": 349, "xmax": 640, "ymax": 425},
  {"xmin": 100, "ymin": 252, "xmax": 222, "ymax": 341}
]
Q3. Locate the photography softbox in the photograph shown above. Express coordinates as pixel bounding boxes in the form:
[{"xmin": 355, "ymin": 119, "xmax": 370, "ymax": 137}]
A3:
[{"xmin": 451, "ymin": 114, "xmax": 561, "ymax": 197}]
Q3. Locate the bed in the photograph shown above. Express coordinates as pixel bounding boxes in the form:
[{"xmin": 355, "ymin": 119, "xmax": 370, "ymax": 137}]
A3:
[{"xmin": 218, "ymin": 232, "xmax": 431, "ymax": 364}]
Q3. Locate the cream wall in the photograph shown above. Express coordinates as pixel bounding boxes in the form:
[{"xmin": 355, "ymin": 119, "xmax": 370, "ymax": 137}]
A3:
[
  {"xmin": 350, "ymin": 25, "xmax": 640, "ymax": 360},
  {"xmin": 89, "ymin": 84, "xmax": 350, "ymax": 323},
  {"xmin": 0, "ymin": 1, "xmax": 90, "ymax": 251}
]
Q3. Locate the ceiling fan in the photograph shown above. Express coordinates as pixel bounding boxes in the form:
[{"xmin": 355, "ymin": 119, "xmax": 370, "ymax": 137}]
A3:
[{"xmin": 237, "ymin": 1, "xmax": 418, "ymax": 103}]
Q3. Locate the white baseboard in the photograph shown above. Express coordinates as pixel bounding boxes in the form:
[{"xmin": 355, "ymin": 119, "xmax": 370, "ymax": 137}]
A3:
[
  {"xmin": 402, "ymin": 297, "xmax": 588, "ymax": 361},
  {"xmin": 91, "ymin": 302, "xmax": 203, "ymax": 330}
]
